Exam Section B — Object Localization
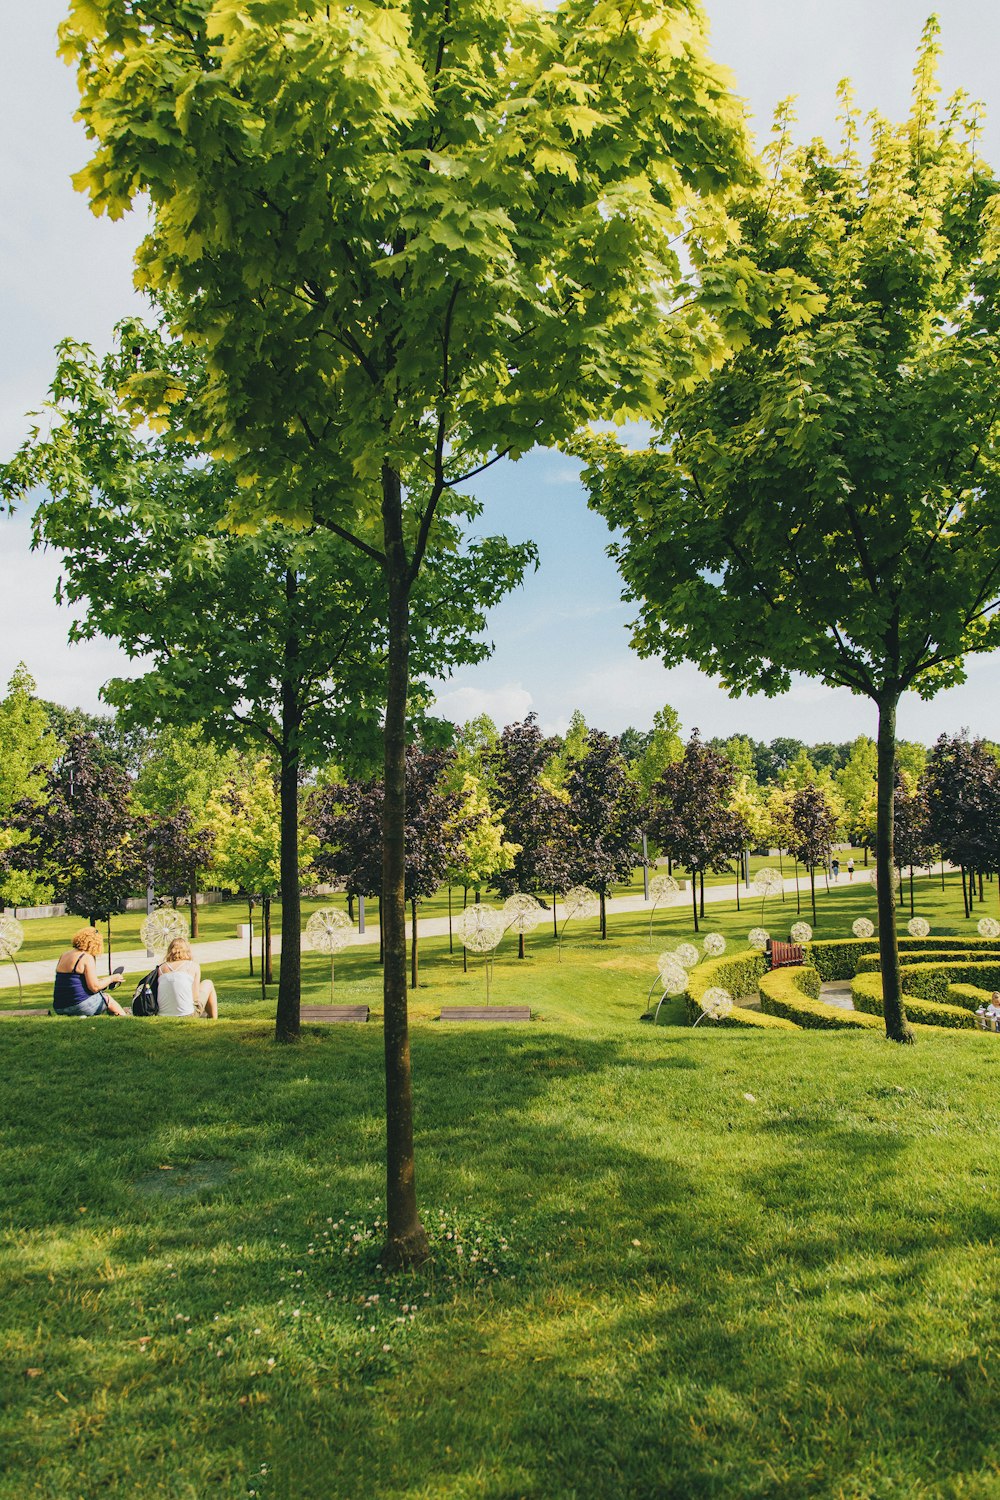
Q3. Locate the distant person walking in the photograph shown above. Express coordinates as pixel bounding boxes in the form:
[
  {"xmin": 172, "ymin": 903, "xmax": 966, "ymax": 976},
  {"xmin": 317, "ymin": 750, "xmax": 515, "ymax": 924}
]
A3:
[
  {"xmin": 832, "ymin": 858, "xmax": 840, "ymax": 881},
  {"xmin": 53, "ymin": 927, "xmax": 127, "ymax": 1016},
  {"xmin": 847, "ymin": 859, "xmax": 855, "ymax": 880}
]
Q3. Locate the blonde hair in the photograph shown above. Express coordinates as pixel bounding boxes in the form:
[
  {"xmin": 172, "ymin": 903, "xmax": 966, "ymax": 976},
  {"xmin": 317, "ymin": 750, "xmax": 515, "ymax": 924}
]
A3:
[
  {"xmin": 165, "ymin": 937, "xmax": 194, "ymax": 963},
  {"xmin": 72, "ymin": 927, "xmax": 103, "ymax": 956}
]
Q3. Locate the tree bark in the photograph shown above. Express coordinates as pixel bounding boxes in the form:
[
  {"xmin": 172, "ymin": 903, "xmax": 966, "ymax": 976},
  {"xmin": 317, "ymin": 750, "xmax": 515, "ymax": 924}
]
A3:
[
  {"xmin": 691, "ymin": 869, "xmax": 699, "ymax": 932},
  {"xmin": 275, "ymin": 574, "xmax": 303, "ymax": 1042},
  {"xmin": 809, "ymin": 867, "xmax": 817, "ymax": 927},
  {"xmin": 875, "ymin": 692, "xmax": 913, "ymax": 1042},
  {"xmin": 734, "ymin": 861, "xmax": 740, "ymax": 911},
  {"xmin": 247, "ymin": 900, "xmax": 254, "ymax": 976},
  {"xmin": 961, "ymin": 865, "xmax": 969, "ymax": 919},
  {"xmin": 264, "ymin": 896, "xmax": 273, "ymax": 986},
  {"xmin": 410, "ymin": 898, "xmax": 419, "ymax": 990},
  {"xmin": 599, "ymin": 890, "xmax": 607, "ymax": 940},
  {"xmin": 379, "ymin": 463, "xmax": 429, "ymax": 1267},
  {"xmin": 189, "ymin": 874, "xmax": 200, "ymax": 938}
]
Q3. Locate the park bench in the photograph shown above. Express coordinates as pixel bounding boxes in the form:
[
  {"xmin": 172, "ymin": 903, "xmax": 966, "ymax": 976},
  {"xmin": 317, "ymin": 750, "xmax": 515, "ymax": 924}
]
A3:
[
  {"xmin": 769, "ymin": 942, "xmax": 804, "ymax": 970},
  {"xmin": 439, "ymin": 1006, "xmax": 531, "ymax": 1023},
  {"xmin": 300, "ymin": 1004, "xmax": 369, "ymax": 1023}
]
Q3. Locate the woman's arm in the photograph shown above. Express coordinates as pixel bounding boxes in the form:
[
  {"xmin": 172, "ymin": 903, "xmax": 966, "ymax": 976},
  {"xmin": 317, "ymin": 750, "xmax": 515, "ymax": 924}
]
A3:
[
  {"xmin": 81, "ymin": 954, "xmax": 121, "ymax": 994},
  {"xmin": 191, "ymin": 963, "xmax": 202, "ymax": 1008}
]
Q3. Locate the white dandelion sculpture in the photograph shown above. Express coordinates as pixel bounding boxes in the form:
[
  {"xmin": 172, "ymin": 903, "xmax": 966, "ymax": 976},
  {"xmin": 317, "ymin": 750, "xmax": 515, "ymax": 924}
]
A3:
[
  {"xmin": 558, "ymin": 885, "xmax": 600, "ymax": 959},
  {"xmin": 693, "ymin": 986, "xmax": 734, "ymax": 1026},
  {"xmin": 978, "ymin": 917, "xmax": 1000, "ymax": 940},
  {"xmin": 305, "ymin": 908, "xmax": 354, "ymax": 1001},
  {"xmin": 907, "ymin": 917, "xmax": 930, "ymax": 939},
  {"xmin": 790, "ymin": 921, "xmax": 812, "ymax": 945},
  {"xmin": 139, "ymin": 908, "xmax": 189, "ymax": 960},
  {"xmin": 852, "ymin": 917, "xmax": 875, "ymax": 939},
  {"xmin": 647, "ymin": 951, "xmax": 691, "ymax": 1017},
  {"xmin": 0, "ymin": 916, "xmax": 25, "ymax": 1003},
  {"xmin": 647, "ymin": 873, "xmax": 681, "ymax": 945},
  {"xmin": 752, "ymin": 866, "xmax": 785, "ymax": 925},
  {"xmin": 502, "ymin": 893, "xmax": 543, "ymax": 960},
  {"xmin": 702, "ymin": 932, "xmax": 726, "ymax": 958},
  {"xmin": 674, "ymin": 943, "xmax": 700, "ymax": 971},
  {"xmin": 455, "ymin": 903, "xmax": 506, "ymax": 1003},
  {"xmin": 748, "ymin": 928, "xmax": 769, "ymax": 951}
]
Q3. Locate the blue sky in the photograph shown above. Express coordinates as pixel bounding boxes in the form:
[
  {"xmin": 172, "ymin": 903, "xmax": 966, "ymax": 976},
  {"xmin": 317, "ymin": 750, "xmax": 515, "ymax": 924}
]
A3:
[{"xmin": 3, "ymin": 1, "xmax": 1000, "ymax": 743}]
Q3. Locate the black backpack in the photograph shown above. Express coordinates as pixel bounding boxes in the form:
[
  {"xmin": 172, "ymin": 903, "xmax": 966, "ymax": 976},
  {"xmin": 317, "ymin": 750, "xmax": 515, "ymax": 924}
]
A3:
[{"xmin": 131, "ymin": 967, "xmax": 160, "ymax": 1017}]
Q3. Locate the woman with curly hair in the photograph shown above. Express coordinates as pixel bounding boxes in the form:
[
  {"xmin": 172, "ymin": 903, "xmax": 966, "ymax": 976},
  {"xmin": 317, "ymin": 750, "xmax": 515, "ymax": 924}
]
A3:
[{"xmin": 53, "ymin": 927, "xmax": 127, "ymax": 1017}]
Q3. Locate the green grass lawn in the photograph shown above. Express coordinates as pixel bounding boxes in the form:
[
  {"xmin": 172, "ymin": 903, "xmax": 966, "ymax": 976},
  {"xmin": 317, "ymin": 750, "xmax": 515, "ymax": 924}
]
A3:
[{"xmin": 4, "ymin": 882, "xmax": 1000, "ymax": 1497}]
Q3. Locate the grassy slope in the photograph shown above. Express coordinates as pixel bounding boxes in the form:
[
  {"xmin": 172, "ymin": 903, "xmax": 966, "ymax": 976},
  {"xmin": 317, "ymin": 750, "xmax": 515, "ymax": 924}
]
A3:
[{"xmin": 3, "ymin": 890, "xmax": 1000, "ymax": 1497}]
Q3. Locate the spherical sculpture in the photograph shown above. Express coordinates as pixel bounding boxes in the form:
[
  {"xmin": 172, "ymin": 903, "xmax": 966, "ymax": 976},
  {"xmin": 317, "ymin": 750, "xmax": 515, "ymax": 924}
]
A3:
[
  {"xmin": 502, "ymin": 893, "xmax": 543, "ymax": 935},
  {"xmin": 455, "ymin": 903, "xmax": 505, "ymax": 954},
  {"xmin": 747, "ymin": 927, "xmax": 769, "ymax": 951},
  {"xmin": 790, "ymin": 921, "xmax": 812, "ymax": 944},
  {"xmin": 649, "ymin": 874, "xmax": 680, "ymax": 903},
  {"xmin": 907, "ymin": 917, "xmax": 930, "ymax": 939},
  {"xmin": 978, "ymin": 917, "xmax": 1000, "ymax": 939},
  {"xmin": 0, "ymin": 915, "xmax": 24, "ymax": 960},
  {"xmin": 657, "ymin": 956, "xmax": 689, "ymax": 996},
  {"xmin": 306, "ymin": 907, "xmax": 354, "ymax": 954},
  {"xmin": 140, "ymin": 908, "xmax": 189, "ymax": 958},
  {"xmin": 698, "ymin": 986, "xmax": 733, "ymax": 1021},
  {"xmin": 752, "ymin": 867, "xmax": 783, "ymax": 898},
  {"xmin": 564, "ymin": 885, "xmax": 600, "ymax": 921},
  {"xmin": 674, "ymin": 943, "xmax": 700, "ymax": 970},
  {"xmin": 852, "ymin": 917, "xmax": 875, "ymax": 939},
  {"xmin": 702, "ymin": 932, "xmax": 726, "ymax": 957}
]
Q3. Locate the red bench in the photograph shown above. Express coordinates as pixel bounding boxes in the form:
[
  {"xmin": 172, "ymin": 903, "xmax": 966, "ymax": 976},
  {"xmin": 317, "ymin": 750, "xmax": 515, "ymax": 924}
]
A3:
[{"xmin": 769, "ymin": 941, "xmax": 804, "ymax": 969}]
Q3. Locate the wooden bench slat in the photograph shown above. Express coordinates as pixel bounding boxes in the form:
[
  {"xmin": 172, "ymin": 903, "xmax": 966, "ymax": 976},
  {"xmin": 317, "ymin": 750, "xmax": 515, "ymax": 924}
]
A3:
[
  {"xmin": 439, "ymin": 1006, "xmax": 531, "ymax": 1022},
  {"xmin": 769, "ymin": 942, "xmax": 804, "ymax": 969},
  {"xmin": 301, "ymin": 1005, "xmax": 370, "ymax": 1023}
]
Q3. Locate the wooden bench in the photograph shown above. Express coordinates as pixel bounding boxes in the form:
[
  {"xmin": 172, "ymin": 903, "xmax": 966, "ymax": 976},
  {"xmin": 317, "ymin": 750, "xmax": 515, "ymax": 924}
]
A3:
[
  {"xmin": 439, "ymin": 1006, "xmax": 531, "ymax": 1023},
  {"xmin": 300, "ymin": 1005, "xmax": 370, "ymax": 1024},
  {"xmin": 769, "ymin": 942, "xmax": 804, "ymax": 969},
  {"xmin": 302, "ymin": 1002, "xmax": 373, "ymax": 1026}
]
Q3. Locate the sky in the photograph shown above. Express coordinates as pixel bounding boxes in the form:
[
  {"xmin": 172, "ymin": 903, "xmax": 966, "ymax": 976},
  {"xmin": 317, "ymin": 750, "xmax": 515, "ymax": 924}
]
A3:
[{"xmin": 2, "ymin": 1, "xmax": 1000, "ymax": 744}]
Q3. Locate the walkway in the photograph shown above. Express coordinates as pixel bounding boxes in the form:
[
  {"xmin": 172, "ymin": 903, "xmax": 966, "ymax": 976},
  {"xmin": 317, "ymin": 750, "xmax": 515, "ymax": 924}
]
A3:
[{"xmin": 0, "ymin": 865, "xmax": 918, "ymax": 992}]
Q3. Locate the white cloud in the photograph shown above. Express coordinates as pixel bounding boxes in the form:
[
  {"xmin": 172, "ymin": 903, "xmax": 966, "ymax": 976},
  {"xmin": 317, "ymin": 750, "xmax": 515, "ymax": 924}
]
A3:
[{"xmin": 432, "ymin": 681, "xmax": 535, "ymax": 729}]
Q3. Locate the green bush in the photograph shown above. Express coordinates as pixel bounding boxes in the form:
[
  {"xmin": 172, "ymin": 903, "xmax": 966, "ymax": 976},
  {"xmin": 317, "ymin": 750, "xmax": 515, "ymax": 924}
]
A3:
[
  {"xmin": 856, "ymin": 949, "xmax": 982, "ymax": 974},
  {"xmin": 900, "ymin": 961, "xmax": 1000, "ymax": 1007},
  {"xmin": 807, "ymin": 936, "xmax": 1000, "ymax": 982},
  {"xmin": 850, "ymin": 972, "xmax": 977, "ymax": 1030},
  {"xmin": 682, "ymin": 949, "xmax": 768, "ymax": 1026},
  {"xmin": 716, "ymin": 1004, "xmax": 798, "ymax": 1032},
  {"xmin": 759, "ymin": 966, "xmax": 883, "ymax": 1030},
  {"xmin": 948, "ymin": 982, "xmax": 994, "ymax": 1010}
]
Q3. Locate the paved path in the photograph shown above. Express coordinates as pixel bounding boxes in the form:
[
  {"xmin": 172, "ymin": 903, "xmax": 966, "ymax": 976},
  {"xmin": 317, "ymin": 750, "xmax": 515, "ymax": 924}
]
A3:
[
  {"xmin": 0, "ymin": 864, "xmax": 937, "ymax": 993},
  {"xmin": 819, "ymin": 982, "xmax": 855, "ymax": 1011}
]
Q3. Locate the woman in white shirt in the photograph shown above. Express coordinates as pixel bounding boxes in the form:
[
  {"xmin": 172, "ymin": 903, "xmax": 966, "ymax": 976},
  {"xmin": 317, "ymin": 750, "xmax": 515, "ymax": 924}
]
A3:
[{"xmin": 157, "ymin": 937, "xmax": 219, "ymax": 1018}]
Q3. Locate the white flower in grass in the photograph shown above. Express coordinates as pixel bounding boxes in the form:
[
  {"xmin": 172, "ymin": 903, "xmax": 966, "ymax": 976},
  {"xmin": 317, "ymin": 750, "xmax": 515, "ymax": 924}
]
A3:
[
  {"xmin": 0, "ymin": 916, "xmax": 24, "ymax": 960},
  {"xmin": 698, "ymin": 986, "xmax": 733, "ymax": 1020},
  {"xmin": 852, "ymin": 917, "xmax": 875, "ymax": 939},
  {"xmin": 674, "ymin": 943, "xmax": 700, "ymax": 970},
  {"xmin": 978, "ymin": 917, "xmax": 1000, "ymax": 939},
  {"xmin": 790, "ymin": 921, "xmax": 812, "ymax": 944},
  {"xmin": 702, "ymin": 932, "xmax": 726, "ymax": 957},
  {"xmin": 907, "ymin": 917, "xmax": 930, "ymax": 939},
  {"xmin": 747, "ymin": 928, "xmax": 769, "ymax": 951},
  {"xmin": 657, "ymin": 957, "xmax": 689, "ymax": 996}
]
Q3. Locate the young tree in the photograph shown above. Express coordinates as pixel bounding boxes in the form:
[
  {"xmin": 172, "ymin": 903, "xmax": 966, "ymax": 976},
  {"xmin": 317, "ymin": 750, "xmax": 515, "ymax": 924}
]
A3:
[
  {"xmin": 563, "ymin": 731, "xmax": 642, "ymax": 939},
  {"xmin": 60, "ymin": 0, "xmax": 749, "ymax": 1263},
  {"xmin": 649, "ymin": 732, "xmax": 746, "ymax": 930},
  {"xmin": 786, "ymin": 785, "xmax": 837, "ymax": 928},
  {"xmin": 893, "ymin": 772, "xmax": 933, "ymax": 916},
  {"xmin": 925, "ymin": 733, "xmax": 1000, "ymax": 919},
  {"xmin": 144, "ymin": 810, "xmax": 216, "ymax": 931},
  {"xmin": 10, "ymin": 734, "xmax": 142, "ymax": 961},
  {"xmin": 581, "ymin": 30, "xmax": 1000, "ymax": 1040},
  {"xmin": 837, "ymin": 737, "xmax": 878, "ymax": 859},
  {"xmin": 488, "ymin": 716, "xmax": 572, "ymax": 926},
  {"xmin": 443, "ymin": 774, "xmax": 518, "ymax": 953},
  {"xmin": 0, "ymin": 666, "xmax": 59, "ymax": 912}
]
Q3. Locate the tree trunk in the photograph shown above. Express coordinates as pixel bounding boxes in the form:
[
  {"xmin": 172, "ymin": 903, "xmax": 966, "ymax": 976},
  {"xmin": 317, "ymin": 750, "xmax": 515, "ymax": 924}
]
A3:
[
  {"xmin": 734, "ymin": 861, "xmax": 740, "ymax": 911},
  {"xmin": 794, "ymin": 862, "xmax": 801, "ymax": 914},
  {"xmin": 979, "ymin": 870, "xmax": 985, "ymax": 903},
  {"xmin": 275, "ymin": 578, "xmax": 303, "ymax": 1042},
  {"xmin": 379, "ymin": 463, "xmax": 428, "ymax": 1267},
  {"xmin": 599, "ymin": 891, "xmax": 607, "ymax": 940},
  {"xmin": 691, "ymin": 870, "xmax": 699, "ymax": 933},
  {"xmin": 410, "ymin": 898, "xmax": 419, "ymax": 989},
  {"xmin": 518, "ymin": 932, "xmax": 525, "ymax": 960},
  {"xmin": 909, "ymin": 867, "xmax": 914, "ymax": 918},
  {"xmin": 809, "ymin": 867, "xmax": 817, "ymax": 927},
  {"xmin": 961, "ymin": 865, "xmax": 969, "ymax": 920},
  {"xmin": 189, "ymin": 874, "xmax": 200, "ymax": 938},
  {"xmin": 260, "ymin": 904, "xmax": 266, "ymax": 1001},
  {"xmin": 875, "ymin": 692, "xmax": 912, "ymax": 1042},
  {"xmin": 107, "ymin": 917, "xmax": 113, "ymax": 974},
  {"xmin": 552, "ymin": 888, "xmax": 558, "ymax": 939},
  {"xmin": 264, "ymin": 896, "xmax": 273, "ymax": 986},
  {"xmin": 699, "ymin": 869, "xmax": 705, "ymax": 918},
  {"xmin": 447, "ymin": 886, "xmax": 453, "ymax": 953},
  {"xmin": 348, "ymin": 892, "xmax": 355, "ymax": 922},
  {"xmin": 247, "ymin": 900, "xmax": 254, "ymax": 976}
]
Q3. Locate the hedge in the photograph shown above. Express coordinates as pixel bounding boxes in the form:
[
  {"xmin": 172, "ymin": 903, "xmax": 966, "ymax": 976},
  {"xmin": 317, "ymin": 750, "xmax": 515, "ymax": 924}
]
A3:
[
  {"xmin": 850, "ymin": 971, "xmax": 977, "ymax": 1030},
  {"xmin": 898, "ymin": 961, "xmax": 1000, "ymax": 1007},
  {"xmin": 855, "ymin": 949, "xmax": 983, "ymax": 974},
  {"xmin": 806, "ymin": 935, "xmax": 1000, "ymax": 982},
  {"xmin": 758, "ymin": 966, "xmax": 884, "ymax": 1031},
  {"xmin": 678, "ymin": 949, "xmax": 796, "ymax": 1030},
  {"xmin": 948, "ymin": 982, "xmax": 994, "ymax": 1010}
]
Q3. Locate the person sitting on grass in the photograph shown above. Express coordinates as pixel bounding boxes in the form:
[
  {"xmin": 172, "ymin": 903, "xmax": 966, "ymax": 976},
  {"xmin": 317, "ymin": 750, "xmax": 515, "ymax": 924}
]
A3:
[
  {"xmin": 157, "ymin": 937, "xmax": 219, "ymax": 1019},
  {"xmin": 53, "ymin": 927, "xmax": 127, "ymax": 1017}
]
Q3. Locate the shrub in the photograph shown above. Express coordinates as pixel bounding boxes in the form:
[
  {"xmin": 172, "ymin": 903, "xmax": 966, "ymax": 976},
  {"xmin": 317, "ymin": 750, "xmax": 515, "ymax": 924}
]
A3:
[
  {"xmin": 682, "ymin": 949, "xmax": 768, "ymax": 1026},
  {"xmin": 855, "ymin": 949, "xmax": 982, "ymax": 974},
  {"xmin": 806, "ymin": 935, "xmax": 1000, "ymax": 981},
  {"xmin": 899, "ymin": 961, "xmax": 1000, "ymax": 1007},
  {"xmin": 948, "ymin": 982, "xmax": 994, "ymax": 1010},
  {"xmin": 759, "ymin": 966, "xmax": 883, "ymax": 1031},
  {"xmin": 850, "ymin": 972, "xmax": 977, "ymax": 1030}
]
